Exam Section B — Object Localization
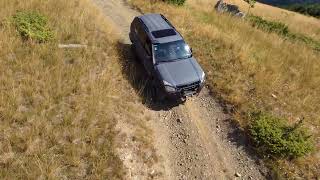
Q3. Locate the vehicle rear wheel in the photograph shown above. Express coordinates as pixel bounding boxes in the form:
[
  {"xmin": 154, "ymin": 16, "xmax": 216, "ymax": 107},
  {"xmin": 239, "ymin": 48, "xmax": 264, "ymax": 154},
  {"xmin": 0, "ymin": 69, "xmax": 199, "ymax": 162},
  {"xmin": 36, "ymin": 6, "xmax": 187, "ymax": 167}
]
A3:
[
  {"xmin": 130, "ymin": 44, "xmax": 136, "ymax": 56},
  {"xmin": 130, "ymin": 44, "xmax": 141, "ymax": 64}
]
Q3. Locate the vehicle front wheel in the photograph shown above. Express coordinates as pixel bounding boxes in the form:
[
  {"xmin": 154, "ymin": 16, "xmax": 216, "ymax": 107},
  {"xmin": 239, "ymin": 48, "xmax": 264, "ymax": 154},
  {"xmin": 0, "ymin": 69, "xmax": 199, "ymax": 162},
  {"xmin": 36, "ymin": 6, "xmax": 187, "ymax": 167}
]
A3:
[{"xmin": 151, "ymin": 80, "xmax": 165, "ymax": 103}]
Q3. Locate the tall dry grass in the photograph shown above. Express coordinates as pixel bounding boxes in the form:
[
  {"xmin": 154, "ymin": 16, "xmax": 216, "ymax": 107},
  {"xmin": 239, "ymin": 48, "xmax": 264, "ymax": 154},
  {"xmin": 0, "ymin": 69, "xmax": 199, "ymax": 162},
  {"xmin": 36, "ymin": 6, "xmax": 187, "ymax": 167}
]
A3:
[
  {"xmin": 0, "ymin": 0, "xmax": 155, "ymax": 178},
  {"xmin": 130, "ymin": 0, "xmax": 320, "ymax": 179},
  {"xmin": 189, "ymin": 0, "xmax": 320, "ymax": 41}
]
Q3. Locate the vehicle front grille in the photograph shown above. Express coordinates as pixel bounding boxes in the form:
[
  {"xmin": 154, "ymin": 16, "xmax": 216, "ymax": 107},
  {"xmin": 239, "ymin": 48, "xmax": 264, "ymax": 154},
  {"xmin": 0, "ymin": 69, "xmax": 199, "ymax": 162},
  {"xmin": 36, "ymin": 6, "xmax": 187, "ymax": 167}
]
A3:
[{"xmin": 177, "ymin": 81, "xmax": 200, "ymax": 92}]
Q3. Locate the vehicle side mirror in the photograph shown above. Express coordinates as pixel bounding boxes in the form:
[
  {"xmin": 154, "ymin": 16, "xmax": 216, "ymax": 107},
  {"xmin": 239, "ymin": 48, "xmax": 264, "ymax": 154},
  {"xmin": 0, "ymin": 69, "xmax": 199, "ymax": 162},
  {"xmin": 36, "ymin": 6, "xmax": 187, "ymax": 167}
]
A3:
[{"xmin": 190, "ymin": 47, "xmax": 193, "ymax": 53}]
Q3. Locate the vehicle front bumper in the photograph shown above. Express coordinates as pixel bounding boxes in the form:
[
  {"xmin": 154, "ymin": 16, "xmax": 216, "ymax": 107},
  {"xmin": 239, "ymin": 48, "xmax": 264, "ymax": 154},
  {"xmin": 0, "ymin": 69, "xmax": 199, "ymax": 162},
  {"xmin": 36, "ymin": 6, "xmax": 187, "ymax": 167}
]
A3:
[{"xmin": 164, "ymin": 82, "xmax": 205, "ymax": 100}]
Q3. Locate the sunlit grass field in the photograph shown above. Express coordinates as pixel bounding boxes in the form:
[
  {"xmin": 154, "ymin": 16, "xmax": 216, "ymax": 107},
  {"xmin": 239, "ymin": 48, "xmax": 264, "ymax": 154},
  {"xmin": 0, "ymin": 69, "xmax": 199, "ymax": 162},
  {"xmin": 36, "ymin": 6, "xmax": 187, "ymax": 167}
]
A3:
[
  {"xmin": 189, "ymin": 0, "xmax": 320, "ymax": 41},
  {"xmin": 0, "ymin": 0, "xmax": 154, "ymax": 178}
]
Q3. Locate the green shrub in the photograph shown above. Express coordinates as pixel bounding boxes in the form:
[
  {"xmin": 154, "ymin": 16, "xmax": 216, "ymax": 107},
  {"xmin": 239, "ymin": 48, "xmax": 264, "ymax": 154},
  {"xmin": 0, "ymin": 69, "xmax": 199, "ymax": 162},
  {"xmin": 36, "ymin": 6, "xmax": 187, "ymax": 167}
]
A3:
[
  {"xmin": 247, "ymin": 15, "xmax": 320, "ymax": 51},
  {"xmin": 249, "ymin": 112, "xmax": 314, "ymax": 158},
  {"xmin": 164, "ymin": 0, "xmax": 186, "ymax": 6},
  {"xmin": 12, "ymin": 11, "xmax": 54, "ymax": 42},
  {"xmin": 289, "ymin": 33, "xmax": 320, "ymax": 51},
  {"xmin": 247, "ymin": 15, "xmax": 289, "ymax": 36}
]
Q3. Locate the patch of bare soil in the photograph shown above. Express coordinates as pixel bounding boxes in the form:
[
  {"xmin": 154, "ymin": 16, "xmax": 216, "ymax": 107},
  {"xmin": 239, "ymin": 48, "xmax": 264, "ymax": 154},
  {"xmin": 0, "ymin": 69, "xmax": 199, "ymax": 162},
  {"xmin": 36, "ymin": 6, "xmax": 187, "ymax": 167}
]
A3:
[{"xmin": 91, "ymin": 0, "xmax": 269, "ymax": 179}]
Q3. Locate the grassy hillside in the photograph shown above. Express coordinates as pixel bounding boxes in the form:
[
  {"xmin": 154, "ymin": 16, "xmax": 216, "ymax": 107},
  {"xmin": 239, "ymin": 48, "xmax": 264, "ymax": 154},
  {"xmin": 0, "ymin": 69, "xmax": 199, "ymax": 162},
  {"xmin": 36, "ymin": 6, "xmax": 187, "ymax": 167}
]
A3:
[
  {"xmin": 130, "ymin": 0, "xmax": 320, "ymax": 179},
  {"xmin": 0, "ymin": 0, "xmax": 155, "ymax": 178},
  {"xmin": 222, "ymin": 0, "xmax": 320, "ymax": 41}
]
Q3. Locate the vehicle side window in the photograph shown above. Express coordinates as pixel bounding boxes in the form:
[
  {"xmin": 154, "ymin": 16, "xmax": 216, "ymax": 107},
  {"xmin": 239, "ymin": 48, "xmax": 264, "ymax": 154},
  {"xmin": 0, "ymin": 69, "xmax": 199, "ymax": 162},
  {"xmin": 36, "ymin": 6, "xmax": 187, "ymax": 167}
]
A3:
[
  {"xmin": 136, "ymin": 21, "xmax": 146, "ymax": 44},
  {"xmin": 131, "ymin": 18, "xmax": 138, "ymax": 33},
  {"xmin": 145, "ymin": 39, "xmax": 152, "ymax": 56},
  {"xmin": 135, "ymin": 19, "xmax": 152, "ymax": 57}
]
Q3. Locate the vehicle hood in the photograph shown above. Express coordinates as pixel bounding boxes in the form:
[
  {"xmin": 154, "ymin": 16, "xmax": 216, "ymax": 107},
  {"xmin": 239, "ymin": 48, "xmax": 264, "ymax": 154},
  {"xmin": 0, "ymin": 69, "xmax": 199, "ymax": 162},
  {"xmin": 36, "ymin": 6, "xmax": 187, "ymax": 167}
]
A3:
[{"xmin": 155, "ymin": 57, "xmax": 204, "ymax": 87}]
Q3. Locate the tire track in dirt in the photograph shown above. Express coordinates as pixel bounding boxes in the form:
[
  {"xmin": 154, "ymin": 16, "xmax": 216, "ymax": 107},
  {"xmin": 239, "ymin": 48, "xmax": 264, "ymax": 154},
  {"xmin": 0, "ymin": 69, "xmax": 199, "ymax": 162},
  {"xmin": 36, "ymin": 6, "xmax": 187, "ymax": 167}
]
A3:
[
  {"xmin": 184, "ymin": 100, "xmax": 234, "ymax": 179},
  {"xmin": 91, "ymin": 0, "xmax": 269, "ymax": 179}
]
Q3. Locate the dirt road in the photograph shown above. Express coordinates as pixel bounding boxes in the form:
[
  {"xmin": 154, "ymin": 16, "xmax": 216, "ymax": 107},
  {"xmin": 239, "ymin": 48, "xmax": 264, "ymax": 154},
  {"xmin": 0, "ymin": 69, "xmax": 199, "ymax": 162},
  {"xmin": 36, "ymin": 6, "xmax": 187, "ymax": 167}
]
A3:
[{"xmin": 91, "ymin": 0, "xmax": 268, "ymax": 179}]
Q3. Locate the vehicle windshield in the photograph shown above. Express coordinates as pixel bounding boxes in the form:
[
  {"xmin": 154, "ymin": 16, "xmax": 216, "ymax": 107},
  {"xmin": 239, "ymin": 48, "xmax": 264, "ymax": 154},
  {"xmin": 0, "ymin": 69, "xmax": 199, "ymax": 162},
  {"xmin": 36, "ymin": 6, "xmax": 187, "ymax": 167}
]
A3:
[{"xmin": 153, "ymin": 40, "xmax": 192, "ymax": 62}]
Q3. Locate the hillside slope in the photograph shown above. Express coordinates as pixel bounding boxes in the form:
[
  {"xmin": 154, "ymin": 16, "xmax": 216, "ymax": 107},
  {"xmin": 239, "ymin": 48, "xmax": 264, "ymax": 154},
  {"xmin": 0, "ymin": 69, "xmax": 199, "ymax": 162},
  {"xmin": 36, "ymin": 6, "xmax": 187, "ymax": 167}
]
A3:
[
  {"xmin": 221, "ymin": 0, "xmax": 320, "ymax": 41},
  {"xmin": 130, "ymin": 0, "xmax": 320, "ymax": 179},
  {"xmin": 91, "ymin": 0, "xmax": 268, "ymax": 179},
  {"xmin": 0, "ymin": 0, "xmax": 158, "ymax": 178}
]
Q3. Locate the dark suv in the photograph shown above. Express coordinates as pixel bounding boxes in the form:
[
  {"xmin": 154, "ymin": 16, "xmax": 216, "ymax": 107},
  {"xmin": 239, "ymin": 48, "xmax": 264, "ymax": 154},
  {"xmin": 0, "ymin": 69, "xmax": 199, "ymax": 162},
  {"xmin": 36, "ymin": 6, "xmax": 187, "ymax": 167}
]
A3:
[{"xmin": 129, "ymin": 13, "xmax": 205, "ymax": 101}]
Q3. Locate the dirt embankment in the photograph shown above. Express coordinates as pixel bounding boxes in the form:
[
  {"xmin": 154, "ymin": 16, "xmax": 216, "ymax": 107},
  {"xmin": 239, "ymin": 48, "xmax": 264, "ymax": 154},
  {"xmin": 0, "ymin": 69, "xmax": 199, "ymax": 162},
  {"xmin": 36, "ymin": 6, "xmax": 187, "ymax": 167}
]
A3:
[{"xmin": 91, "ymin": 0, "xmax": 269, "ymax": 179}]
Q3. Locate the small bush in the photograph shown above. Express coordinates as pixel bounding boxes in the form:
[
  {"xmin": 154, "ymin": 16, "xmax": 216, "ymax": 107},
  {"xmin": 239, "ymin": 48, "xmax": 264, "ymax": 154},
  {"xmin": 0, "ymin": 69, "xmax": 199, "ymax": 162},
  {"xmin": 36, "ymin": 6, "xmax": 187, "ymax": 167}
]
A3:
[
  {"xmin": 249, "ymin": 112, "xmax": 314, "ymax": 158},
  {"xmin": 247, "ymin": 15, "xmax": 289, "ymax": 36},
  {"xmin": 12, "ymin": 11, "xmax": 54, "ymax": 42},
  {"xmin": 164, "ymin": 0, "xmax": 186, "ymax": 6}
]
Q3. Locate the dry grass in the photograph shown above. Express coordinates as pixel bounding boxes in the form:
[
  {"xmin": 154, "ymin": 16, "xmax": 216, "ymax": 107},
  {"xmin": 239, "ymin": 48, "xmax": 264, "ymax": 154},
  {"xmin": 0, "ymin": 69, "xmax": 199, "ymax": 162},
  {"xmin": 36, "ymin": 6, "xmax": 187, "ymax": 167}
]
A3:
[
  {"xmin": 0, "ymin": 0, "xmax": 156, "ymax": 178},
  {"xmin": 130, "ymin": 0, "xmax": 320, "ymax": 179},
  {"xmin": 188, "ymin": 0, "xmax": 320, "ymax": 41}
]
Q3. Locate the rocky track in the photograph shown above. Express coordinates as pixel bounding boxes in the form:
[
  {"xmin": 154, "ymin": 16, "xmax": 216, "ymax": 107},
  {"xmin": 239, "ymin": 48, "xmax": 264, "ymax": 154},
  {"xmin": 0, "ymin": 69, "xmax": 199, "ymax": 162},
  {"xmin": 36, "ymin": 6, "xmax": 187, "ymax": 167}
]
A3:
[{"xmin": 91, "ymin": 0, "xmax": 268, "ymax": 179}]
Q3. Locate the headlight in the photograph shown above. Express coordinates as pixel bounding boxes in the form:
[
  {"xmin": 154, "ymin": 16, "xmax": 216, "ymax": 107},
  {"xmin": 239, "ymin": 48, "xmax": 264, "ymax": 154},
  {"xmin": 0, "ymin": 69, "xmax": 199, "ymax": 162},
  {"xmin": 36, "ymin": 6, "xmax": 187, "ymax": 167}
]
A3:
[
  {"xmin": 200, "ymin": 71, "xmax": 205, "ymax": 83},
  {"xmin": 163, "ymin": 80, "xmax": 176, "ymax": 92},
  {"xmin": 165, "ymin": 85, "xmax": 176, "ymax": 92},
  {"xmin": 163, "ymin": 80, "xmax": 171, "ymax": 86}
]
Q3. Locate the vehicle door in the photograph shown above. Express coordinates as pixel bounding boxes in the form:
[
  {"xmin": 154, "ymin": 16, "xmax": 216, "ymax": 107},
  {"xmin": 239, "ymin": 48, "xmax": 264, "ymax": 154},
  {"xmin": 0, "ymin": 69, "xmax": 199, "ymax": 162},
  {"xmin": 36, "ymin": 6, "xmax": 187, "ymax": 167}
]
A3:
[
  {"xmin": 134, "ymin": 20, "xmax": 147, "ymax": 62},
  {"xmin": 135, "ymin": 20, "xmax": 153, "ymax": 75},
  {"xmin": 142, "ymin": 38, "xmax": 154, "ymax": 75},
  {"xmin": 129, "ymin": 18, "xmax": 139, "ymax": 44}
]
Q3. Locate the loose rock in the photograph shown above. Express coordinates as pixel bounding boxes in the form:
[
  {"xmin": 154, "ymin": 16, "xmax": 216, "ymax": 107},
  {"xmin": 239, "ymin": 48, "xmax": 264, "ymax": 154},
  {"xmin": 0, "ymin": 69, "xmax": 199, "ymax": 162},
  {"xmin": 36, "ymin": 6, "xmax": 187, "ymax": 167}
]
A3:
[
  {"xmin": 214, "ymin": 0, "xmax": 246, "ymax": 18},
  {"xmin": 235, "ymin": 172, "xmax": 242, "ymax": 177}
]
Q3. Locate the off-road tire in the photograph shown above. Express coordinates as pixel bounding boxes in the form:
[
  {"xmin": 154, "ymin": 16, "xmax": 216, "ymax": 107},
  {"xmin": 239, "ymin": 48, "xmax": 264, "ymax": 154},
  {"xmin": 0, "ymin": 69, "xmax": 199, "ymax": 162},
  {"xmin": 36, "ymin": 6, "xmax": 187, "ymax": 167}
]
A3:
[{"xmin": 151, "ymin": 79, "xmax": 165, "ymax": 103}]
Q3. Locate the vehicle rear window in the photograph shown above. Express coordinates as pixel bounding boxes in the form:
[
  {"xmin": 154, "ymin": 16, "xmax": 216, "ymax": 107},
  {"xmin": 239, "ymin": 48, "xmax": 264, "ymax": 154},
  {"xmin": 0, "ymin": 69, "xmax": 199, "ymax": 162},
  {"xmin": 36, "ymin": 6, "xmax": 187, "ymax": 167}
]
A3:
[{"xmin": 152, "ymin": 29, "xmax": 176, "ymax": 38}]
